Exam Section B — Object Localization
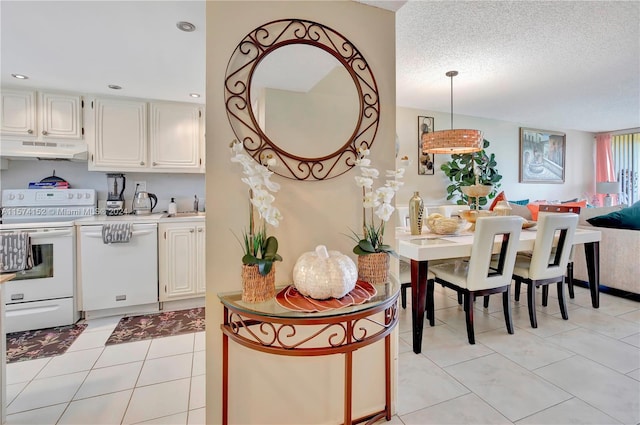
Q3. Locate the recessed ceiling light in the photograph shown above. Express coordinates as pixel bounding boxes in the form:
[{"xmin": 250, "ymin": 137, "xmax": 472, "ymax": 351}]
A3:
[
  {"xmin": 189, "ymin": 93, "xmax": 200, "ymax": 98},
  {"xmin": 11, "ymin": 73, "xmax": 29, "ymax": 79},
  {"xmin": 108, "ymin": 84, "xmax": 122, "ymax": 90},
  {"xmin": 176, "ymin": 21, "xmax": 196, "ymax": 32}
]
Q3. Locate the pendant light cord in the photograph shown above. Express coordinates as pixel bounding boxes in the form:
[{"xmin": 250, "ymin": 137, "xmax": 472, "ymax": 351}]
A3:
[{"xmin": 450, "ymin": 74, "xmax": 454, "ymax": 129}]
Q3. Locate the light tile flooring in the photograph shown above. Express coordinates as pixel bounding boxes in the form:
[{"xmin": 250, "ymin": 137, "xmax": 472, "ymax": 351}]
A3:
[
  {"xmin": 4, "ymin": 284, "xmax": 639, "ymax": 424},
  {"xmin": 5, "ymin": 316, "xmax": 205, "ymax": 425}
]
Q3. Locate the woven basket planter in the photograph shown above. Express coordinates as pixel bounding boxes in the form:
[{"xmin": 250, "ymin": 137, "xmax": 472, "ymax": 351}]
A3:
[
  {"xmin": 241, "ymin": 264, "xmax": 276, "ymax": 303},
  {"xmin": 357, "ymin": 252, "xmax": 390, "ymax": 285}
]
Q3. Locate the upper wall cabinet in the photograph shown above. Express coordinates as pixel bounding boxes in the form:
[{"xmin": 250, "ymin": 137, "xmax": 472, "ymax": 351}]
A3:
[
  {"xmin": 88, "ymin": 97, "xmax": 204, "ymax": 173},
  {"xmin": 149, "ymin": 101, "xmax": 204, "ymax": 171},
  {"xmin": 0, "ymin": 89, "xmax": 83, "ymax": 140},
  {"xmin": 91, "ymin": 97, "xmax": 148, "ymax": 169}
]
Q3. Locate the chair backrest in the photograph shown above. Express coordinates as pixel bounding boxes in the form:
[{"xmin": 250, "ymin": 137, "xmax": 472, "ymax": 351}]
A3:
[
  {"xmin": 466, "ymin": 216, "xmax": 523, "ymax": 291},
  {"xmin": 437, "ymin": 204, "xmax": 470, "ymax": 218},
  {"xmin": 539, "ymin": 204, "xmax": 582, "ymax": 214},
  {"xmin": 528, "ymin": 212, "xmax": 579, "ymax": 280}
]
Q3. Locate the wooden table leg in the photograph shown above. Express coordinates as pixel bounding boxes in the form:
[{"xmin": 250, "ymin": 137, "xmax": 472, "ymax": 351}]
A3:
[
  {"xmin": 584, "ymin": 241, "xmax": 600, "ymax": 308},
  {"xmin": 411, "ymin": 259, "xmax": 428, "ymax": 354}
]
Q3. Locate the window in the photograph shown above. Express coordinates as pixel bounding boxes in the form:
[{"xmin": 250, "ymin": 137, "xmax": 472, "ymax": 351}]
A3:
[{"xmin": 612, "ymin": 132, "xmax": 639, "ymax": 205}]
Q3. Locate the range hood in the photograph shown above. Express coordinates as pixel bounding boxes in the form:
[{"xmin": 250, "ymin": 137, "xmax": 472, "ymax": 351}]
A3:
[{"xmin": 0, "ymin": 140, "xmax": 88, "ymax": 161}]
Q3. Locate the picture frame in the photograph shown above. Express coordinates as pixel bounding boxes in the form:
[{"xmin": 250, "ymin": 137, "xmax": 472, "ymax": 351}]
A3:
[
  {"xmin": 519, "ymin": 127, "xmax": 566, "ymax": 183},
  {"xmin": 418, "ymin": 116, "xmax": 435, "ymax": 175}
]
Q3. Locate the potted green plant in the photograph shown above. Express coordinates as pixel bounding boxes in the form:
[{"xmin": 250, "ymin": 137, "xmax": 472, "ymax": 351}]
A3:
[{"xmin": 440, "ymin": 139, "xmax": 502, "ymax": 208}]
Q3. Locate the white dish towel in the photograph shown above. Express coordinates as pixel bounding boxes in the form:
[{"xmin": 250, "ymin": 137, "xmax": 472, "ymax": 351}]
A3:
[
  {"xmin": 102, "ymin": 223, "xmax": 132, "ymax": 244},
  {"xmin": 0, "ymin": 231, "xmax": 32, "ymax": 272}
]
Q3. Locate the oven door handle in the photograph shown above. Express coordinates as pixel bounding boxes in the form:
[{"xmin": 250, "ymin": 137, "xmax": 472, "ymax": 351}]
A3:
[{"xmin": 28, "ymin": 229, "xmax": 74, "ymax": 239}]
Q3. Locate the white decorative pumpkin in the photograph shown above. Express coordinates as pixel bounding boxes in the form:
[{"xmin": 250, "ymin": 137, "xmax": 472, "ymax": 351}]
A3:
[{"xmin": 293, "ymin": 245, "xmax": 358, "ymax": 300}]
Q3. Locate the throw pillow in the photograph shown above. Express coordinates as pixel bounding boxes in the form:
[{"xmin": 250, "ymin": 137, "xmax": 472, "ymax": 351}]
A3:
[
  {"xmin": 526, "ymin": 201, "xmax": 546, "ymax": 221},
  {"xmin": 510, "ymin": 199, "xmax": 529, "ymax": 205},
  {"xmin": 587, "ymin": 204, "xmax": 640, "ymax": 230},
  {"xmin": 489, "ymin": 191, "xmax": 507, "ymax": 211},
  {"xmin": 510, "ymin": 204, "xmax": 533, "ymax": 220}
]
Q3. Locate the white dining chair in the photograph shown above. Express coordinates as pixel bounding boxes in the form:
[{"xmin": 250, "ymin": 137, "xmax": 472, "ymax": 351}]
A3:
[
  {"xmin": 429, "ymin": 216, "xmax": 523, "ymax": 344},
  {"xmin": 511, "ymin": 212, "xmax": 579, "ymax": 328}
]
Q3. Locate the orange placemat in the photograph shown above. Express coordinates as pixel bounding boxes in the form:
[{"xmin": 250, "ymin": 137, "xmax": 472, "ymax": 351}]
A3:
[{"xmin": 275, "ymin": 280, "xmax": 377, "ymax": 313}]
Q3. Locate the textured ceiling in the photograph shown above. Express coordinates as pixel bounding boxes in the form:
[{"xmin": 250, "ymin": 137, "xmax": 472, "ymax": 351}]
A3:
[{"xmin": 1, "ymin": 1, "xmax": 638, "ymax": 133}]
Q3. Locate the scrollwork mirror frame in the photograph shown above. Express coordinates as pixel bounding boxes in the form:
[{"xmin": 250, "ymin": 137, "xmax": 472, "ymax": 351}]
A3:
[{"xmin": 224, "ymin": 19, "xmax": 380, "ymax": 181}]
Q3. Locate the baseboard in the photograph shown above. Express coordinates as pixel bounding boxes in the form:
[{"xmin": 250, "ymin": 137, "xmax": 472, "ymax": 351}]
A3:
[
  {"xmin": 573, "ymin": 279, "xmax": 640, "ymax": 302},
  {"xmin": 160, "ymin": 297, "xmax": 205, "ymax": 312}
]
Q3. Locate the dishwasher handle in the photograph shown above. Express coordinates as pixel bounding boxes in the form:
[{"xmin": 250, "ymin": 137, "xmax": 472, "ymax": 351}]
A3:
[{"xmin": 83, "ymin": 229, "xmax": 155, "ymax": 238}]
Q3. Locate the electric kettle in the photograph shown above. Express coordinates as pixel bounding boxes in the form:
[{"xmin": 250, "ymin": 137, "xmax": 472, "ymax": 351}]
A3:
[{"xmin": 132, "ymin": 192, "xmax": 158, "ymax": 215}]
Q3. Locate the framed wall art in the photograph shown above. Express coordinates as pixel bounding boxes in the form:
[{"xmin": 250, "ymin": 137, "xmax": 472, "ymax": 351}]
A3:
[
  {"xmin": 519, "ymin": 127, "xmax": 566, "ymax": 183},
  {"xmin": 418, "ymin": 116, "xmax": 435, "ymax": 175}
]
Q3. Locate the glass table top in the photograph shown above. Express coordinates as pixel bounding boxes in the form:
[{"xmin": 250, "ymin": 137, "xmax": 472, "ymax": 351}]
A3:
[{"xmin": 218, "ymin": 276, "xmax": 399, "ymax": 319}]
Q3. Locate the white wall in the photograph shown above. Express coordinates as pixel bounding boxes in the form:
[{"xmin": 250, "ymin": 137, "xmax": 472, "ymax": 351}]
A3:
[
  {"xmin": 0, "ymin": 160, "xmax": 205, "ymax": 213},
  {"xmin": 206, "ymin": 2, "xmax": 395, "ymax": 424},
  {"xmin": 395, "ymin": 106, "xmax": 596, "ymax": 208}
]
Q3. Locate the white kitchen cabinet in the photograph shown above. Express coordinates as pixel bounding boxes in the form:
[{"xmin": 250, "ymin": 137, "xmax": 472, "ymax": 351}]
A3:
[
  {"xmin": 1, "ymin": 89, "xmax": 83, "ymax": 140},
  {"xmin": 159, "ymin": 221, "xmax": 205, "ymax": 301},
  {"xmin": 150, "ymin": 101, "xmax": 204, "ymax": 171},
  {"xmin": 90, "ymin": 97, "xmax": 147, "ymax": 170},
  {"xmin": 39, "ymin": 92, "xmax": 83, "ymax": 139},
  {"xmin": 88, "ymin": 97, "xmax": 204, "ymax": 173},
  {"xmin": 0, "ymin": 89, "xmax": 36, "ymax": 137}
]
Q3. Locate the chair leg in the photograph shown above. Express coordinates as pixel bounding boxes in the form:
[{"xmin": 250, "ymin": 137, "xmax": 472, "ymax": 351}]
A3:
[
  {"xmin": 527, "ymin": 283, "xmax": 538, "ymax": 328},
  {"xmin": 514, "ymin": 281, "xmax": 521, "ymax": 301},
  {"xmin": 557, "ymin": 280, "xmax": 569, "ymax": 320},
  {"xmin": 463, "ymin": 292, "xmax": 475, "ymax": 344},
  {"xmin": 400, "ymin": 283, "xmax": 409, "ymax": 309},
  {"xmin": 566, "ymin": 262, "xmax": 575, "ymax": 299},
  {"xmin": 483, "ymin": 296, "xmax": 490, "ymax": 308},
  {"xmin": 542, "ymin": 285, "xmax": 549, "ymax": 307},
  {"xmin": 457, "ymin": 292, "xmax": 463, "ymax": 305},
  {"xmin": 503, "ymin": 287, "xmax": 514, "ymax": 334},
  {"xmin": 426, "ymin": 279, "xmax": 435, "ymax": 327}
]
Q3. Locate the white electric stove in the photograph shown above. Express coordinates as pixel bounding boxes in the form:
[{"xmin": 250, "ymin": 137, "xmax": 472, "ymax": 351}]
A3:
[{"xmin": 0, "ymin": 189, "xmax": 96, "ymax": 332}]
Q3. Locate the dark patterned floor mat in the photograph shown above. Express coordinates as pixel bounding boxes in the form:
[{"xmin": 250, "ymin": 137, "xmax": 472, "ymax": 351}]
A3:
[
  {"xmin": 105, "ymin": 307, "xmax": 205, "ymax": 345},
  {"xmin": 6, "ymin": 324, "xmax": 88, "ymax": 364}
]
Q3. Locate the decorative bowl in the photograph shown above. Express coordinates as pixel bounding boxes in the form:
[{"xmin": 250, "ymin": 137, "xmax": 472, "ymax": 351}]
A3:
[
  {"xmin": 459, "ymin": 210, "xmax": 496, "ymax": 231},
  {"xmin": 460, "ymin": 184, "xmax": 493, "ymax": 198},
  {"xmin": 425, "ymin": 214, "xmax": 468, "ymax": 235}
]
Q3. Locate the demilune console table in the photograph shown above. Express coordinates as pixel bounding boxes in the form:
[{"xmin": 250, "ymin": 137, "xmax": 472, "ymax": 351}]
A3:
[{"xmin": 218, "ymin": 278, "xmax": 399, "ymax": 425}]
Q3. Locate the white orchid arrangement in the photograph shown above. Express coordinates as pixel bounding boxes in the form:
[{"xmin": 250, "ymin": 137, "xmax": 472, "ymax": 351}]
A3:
[
  {"xmin": 351, "ymin": 147, "xmax": 404, "ymax": 256},
  {"xmin": 230, "ymin": 140, "xmax": 282, "ymax": 275}
]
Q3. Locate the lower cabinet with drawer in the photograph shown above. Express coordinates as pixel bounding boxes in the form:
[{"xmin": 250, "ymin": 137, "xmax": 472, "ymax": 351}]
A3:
[{"xmin": 158, "ymin": 221, "xmax": 205, "ymax": 301}]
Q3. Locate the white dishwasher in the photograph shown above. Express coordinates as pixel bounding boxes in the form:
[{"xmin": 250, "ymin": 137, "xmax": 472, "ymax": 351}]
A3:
[{"xmin": 79, "ymin": 222, "xmax": 158, "ymax": 312}]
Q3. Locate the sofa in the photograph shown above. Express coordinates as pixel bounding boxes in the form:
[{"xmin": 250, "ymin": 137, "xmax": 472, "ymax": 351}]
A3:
[{"xmin": 572, "ymin": 205, "xmax": 640, "ymax": 295}]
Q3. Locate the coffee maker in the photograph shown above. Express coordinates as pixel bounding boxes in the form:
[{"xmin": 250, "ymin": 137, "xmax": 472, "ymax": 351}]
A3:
[{"xmin": 106, "ymin": 173, "xmax": 126, "ymax": 216}]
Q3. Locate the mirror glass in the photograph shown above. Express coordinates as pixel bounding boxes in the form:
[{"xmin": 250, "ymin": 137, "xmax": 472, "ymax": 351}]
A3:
[{"xmin": 250, "ymin": 45, "xmax": 359, "ymax": 158}]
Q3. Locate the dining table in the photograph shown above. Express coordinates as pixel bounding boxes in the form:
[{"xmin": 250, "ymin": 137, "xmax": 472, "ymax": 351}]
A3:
[{"xmin": 397, "ymin": 225, "xmax": 602, "ymax": 354}]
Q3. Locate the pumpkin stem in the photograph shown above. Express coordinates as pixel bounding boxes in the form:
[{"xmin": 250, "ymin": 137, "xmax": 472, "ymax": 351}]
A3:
[{"xmin": 315, "ymin": 245, "xmax": 330, "ymax": 259}]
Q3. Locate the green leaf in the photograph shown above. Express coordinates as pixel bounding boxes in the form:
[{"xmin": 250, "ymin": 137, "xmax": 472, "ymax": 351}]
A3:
[
  {"xmin": 242, "ymin": 254, "xmax": 259, "ymax": 265},
  {"xmin": 258, "ymin": 259, "xmax": 273, "ymax": 276},
  {"xmin": 353, "ymin": 245, "xmax": 370, "ymax": 255},
  {"xmin": 264, "ymin": 236, "xmax": 278, "ymax": 257},
  {"xmin": 358, "ymin": 239, "xmax": 375, "ymax": 253}
]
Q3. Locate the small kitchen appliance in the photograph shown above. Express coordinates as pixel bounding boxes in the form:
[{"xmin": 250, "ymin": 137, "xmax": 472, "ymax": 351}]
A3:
[
  {"xmin": 132, "ymin": 191, "xmax": 158, "ymax": 215},
  {"xmin": 106, "ymin": 173, "xmax": 126, "ymax": 216}
]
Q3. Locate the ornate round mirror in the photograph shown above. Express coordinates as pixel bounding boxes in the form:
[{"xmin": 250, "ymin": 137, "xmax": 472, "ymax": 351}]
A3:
[{"xmin": 225, "ymin": 19, "xmax": 380, "ymax": 181}]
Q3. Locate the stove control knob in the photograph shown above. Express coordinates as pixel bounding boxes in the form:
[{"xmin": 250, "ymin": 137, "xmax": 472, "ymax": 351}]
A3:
[
  {"xmin": 76, "ymin": 193, "xmax": 83, "ymax": 199},
  {"xmin": 18, "ymin": 193, "xmax": 24, "ymax": 200},
  {"xmin": 8, "ymin": 194, "xmax": 15, "ymax": 200},
  {"xmin": 68, "ymin": 193, "xmax": 74, "ymax": 199},
  {"xmin": 85, "ymin": 193, "xmax": 91, "ymax": 199}
]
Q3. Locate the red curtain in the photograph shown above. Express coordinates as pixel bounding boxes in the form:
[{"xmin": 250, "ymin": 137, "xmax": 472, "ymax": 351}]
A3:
[{"xmin": 595, "ymin": 133, "xmax": 616, "ymax": 205}]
